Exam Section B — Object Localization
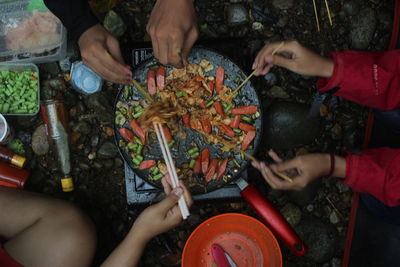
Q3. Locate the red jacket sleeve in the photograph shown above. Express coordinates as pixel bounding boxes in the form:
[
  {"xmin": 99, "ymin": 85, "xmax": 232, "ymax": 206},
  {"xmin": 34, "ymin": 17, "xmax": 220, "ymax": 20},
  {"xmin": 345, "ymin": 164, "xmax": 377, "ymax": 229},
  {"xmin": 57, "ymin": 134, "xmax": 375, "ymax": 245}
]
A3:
[
  {"xmin": 317, "ymin": 50, "xmax": 400, "ymax": 110},
  {"xmin": 344, "ymin": 148, "xmax": 400, "ymax": 207}
]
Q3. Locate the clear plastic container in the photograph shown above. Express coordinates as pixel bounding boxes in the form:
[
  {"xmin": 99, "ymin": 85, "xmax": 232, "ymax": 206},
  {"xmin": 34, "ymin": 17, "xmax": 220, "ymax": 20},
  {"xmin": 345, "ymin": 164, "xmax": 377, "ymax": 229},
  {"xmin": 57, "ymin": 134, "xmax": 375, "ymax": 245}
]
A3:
[
  {"xmin": 0, "ymin": 62, "xmax": 40, "ymax": 116},
  {"xmin": 0, "ymin": 0, "xmax": 67, "ymax": 63},
  {"xmin": 70, "ymin": 61, "xmax": 103, "ymax": 95}
]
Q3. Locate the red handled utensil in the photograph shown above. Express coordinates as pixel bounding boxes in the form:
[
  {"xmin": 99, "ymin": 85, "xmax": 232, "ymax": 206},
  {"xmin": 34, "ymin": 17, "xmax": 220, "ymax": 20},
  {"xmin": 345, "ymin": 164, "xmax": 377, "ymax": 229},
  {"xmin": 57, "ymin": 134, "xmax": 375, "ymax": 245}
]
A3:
[{"xmin": 236, "ymin": 177, "xmax": 308, "ymax": 256}]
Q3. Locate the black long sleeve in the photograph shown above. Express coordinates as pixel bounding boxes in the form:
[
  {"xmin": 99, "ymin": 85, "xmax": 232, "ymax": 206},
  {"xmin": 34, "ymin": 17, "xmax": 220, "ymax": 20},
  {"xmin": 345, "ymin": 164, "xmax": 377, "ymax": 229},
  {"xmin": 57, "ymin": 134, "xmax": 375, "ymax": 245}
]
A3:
[{"xmin": 43, "ymin": 0, "xmax": 99, "ymax": 40}]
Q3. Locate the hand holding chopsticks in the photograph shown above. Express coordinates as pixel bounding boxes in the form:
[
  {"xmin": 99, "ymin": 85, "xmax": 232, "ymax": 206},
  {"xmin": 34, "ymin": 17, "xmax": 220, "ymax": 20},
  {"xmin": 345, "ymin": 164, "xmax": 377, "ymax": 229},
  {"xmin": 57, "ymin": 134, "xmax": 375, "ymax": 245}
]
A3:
[{"xmin": 153, "ymin": 122, "xmax": 190, "ymax": 219}]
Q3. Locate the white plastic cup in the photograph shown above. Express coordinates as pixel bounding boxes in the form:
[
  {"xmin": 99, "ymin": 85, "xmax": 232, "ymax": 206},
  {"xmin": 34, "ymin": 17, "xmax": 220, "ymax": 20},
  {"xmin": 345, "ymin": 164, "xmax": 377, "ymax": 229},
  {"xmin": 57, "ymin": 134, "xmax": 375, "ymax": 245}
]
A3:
[{"xmin": 0, "ymin": 114, "xmax": 14, "ymax": 144}]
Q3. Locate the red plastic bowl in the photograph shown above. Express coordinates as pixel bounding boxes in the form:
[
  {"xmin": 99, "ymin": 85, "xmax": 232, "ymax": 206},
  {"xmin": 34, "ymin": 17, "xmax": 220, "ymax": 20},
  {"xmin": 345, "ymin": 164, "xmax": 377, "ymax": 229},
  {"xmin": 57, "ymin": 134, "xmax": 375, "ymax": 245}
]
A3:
[{"xmin": 182, "ymin": 213, "xmax": 282, "ymax": 267}]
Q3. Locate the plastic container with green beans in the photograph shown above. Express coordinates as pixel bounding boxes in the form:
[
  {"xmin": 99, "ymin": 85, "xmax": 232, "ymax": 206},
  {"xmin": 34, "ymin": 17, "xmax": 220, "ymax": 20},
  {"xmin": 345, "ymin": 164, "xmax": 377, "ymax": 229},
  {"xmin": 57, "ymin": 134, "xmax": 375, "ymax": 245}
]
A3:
[{"xmin": 0, "ymin": 63, "xmax": 40, "ymax": 116}]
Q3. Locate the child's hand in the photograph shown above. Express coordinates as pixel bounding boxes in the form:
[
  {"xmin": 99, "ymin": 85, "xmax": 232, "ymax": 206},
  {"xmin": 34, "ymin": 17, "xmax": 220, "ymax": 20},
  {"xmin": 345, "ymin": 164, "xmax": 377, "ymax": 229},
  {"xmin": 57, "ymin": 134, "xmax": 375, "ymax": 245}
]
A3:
[
  {"xmin": 252, "ymin": 40, "xmax": 334, "ymax": 78},
  {"xmin": 252, "ymin": 150, "xmax": 343, "ymax": 190},
  {"xmin": 131, "ymin": 176, "xmax": 193, "ymax": 242}
]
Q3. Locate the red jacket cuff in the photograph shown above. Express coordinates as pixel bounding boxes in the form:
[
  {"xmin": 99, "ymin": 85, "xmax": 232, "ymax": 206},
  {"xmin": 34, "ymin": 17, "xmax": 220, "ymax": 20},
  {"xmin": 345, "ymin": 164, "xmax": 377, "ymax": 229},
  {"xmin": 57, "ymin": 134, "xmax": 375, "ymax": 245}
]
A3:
[{"xmin": 317, "ymin": 52, "xmax": 345, "ymax": 92}]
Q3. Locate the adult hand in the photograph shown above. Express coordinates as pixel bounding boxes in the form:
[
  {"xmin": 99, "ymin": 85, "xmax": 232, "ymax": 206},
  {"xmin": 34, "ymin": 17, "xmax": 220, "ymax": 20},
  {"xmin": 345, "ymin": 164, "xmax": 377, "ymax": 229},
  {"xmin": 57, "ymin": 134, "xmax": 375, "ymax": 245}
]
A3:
[
  {"xmin": 252, "ymin": 150, "xmax": 346, "ymax": 190},
  {"xmin": 252, "ymin": 40, "xmax": 334, "ymax": 78},
  {"xmin": 131, "ymin": 176, "xmax": 193, "ymax": 242},
  {"xmin": 147, "ymin": 0, "xmax": 199, "ymax": 68},
  {"xmin": 78, "ymin": 24, "xmax": 132, "ymax": 84}
]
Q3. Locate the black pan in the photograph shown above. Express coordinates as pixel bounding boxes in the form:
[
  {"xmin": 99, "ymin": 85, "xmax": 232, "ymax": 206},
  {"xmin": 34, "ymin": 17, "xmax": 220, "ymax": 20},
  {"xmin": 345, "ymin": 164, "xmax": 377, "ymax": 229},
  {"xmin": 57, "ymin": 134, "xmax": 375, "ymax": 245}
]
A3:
[{"xmin": 114, "ymin": 47, "xmax": 263, "ymax": 195}]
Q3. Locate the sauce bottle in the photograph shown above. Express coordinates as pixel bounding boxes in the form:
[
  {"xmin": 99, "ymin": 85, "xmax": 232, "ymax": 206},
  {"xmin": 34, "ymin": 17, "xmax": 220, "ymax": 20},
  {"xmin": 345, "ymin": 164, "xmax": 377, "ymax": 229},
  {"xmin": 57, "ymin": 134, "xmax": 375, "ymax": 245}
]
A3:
[
  {"xmin": 0, "ymin": 146, "xmax": 26, "ymax": 168},
  {"xmin": 0, "ymin": 162, "xmax": 30, "ymax": 189}
]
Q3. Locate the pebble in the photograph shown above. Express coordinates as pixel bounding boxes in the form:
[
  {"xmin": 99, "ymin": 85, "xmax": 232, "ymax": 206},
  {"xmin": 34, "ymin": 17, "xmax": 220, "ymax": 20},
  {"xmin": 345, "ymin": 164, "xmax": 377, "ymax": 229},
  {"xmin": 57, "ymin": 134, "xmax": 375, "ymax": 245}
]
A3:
[
  {"xmin": 280, "ymin": 203, "xmax": 302, "ymax": 227},
  {"xmin": 329, "ymin": 211, "xmax": 340, "ymax": 224},
  {"xmin": 342, "ymin": 0, "xmax": 360, "ymax": 16},
  {"xmin": 98, "ymin": 141, "xmax": 118, "ymax": 159},
  {"xmin": 88, "ymin": 152, "xmax": 96, "ymax": 160},
  {"xmin": 115, "ymin": 158, "xmax": 123, "ymax": 168},
  {"xmin": 93, "ymin": 161, "xmax": 103, "ymax": 169},
  {"xmin": 31, "ymin": 125, "xmax": 49, "ymax": 156},
  {"xmin": 79, "ymin": 162, "xmax": 90, "ymax": 170},
  {"xmin": 226, "ymin": 4, "xmax": 249, "ymax": 26},
  {"xmin": 264, "ymin": 73, "xmax": 277, "ymax": 86},
  {"xmin": 331, "ymin": 257, "xmax": 341, "ymax": 267},
  {"xmin": 267, "ymin": 86, "xmax": 290, "ymax": 99},
  {"xmin": 336, "ymin": 182, "xmax": 350, "ymax": 193},
  {"xmin": 91, "ymin": 135, "xmax": 100, "ymax": 147},
  {"xmin": 102, "ymin": 126, "xmax": 114, "ymax": 137},
  {"xmin": 252, "ymin": 22, "xmax": 264, "ymax": 32},
  {"xmin": 306, "ymin": 204, "xmax": 314, "ymax": 212},
  {"xmin": 72, "ymin": 121, "xmax": 91, "ymax": 135},
  {"xmin": 350, "ymin": 8, "xmax": 377, "ymax": 49},
  {"xmin": 272, "ymin": 0, "xmax": 294, "ymax": 10},
  {"xmin": 331, "ymin": 123, "xmax": 342, "ymax": 140}
]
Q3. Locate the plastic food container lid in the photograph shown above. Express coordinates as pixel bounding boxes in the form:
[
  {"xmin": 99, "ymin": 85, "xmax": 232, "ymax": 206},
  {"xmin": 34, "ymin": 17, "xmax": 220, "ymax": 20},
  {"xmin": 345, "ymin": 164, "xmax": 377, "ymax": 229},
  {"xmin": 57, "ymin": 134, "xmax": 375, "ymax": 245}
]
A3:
[
  {"xmin": 0, "ymin": 0, "xmax": 67, "ymax": 63},
  {"xmin": 71, "ymin": 61, "xmax": 103, "ymax": 95}
]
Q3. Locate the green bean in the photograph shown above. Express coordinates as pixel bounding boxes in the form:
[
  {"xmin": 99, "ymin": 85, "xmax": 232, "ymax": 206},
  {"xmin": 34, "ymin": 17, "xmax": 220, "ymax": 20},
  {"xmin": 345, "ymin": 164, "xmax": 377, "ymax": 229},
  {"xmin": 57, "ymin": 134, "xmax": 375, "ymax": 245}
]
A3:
[
  {"xmin": 133, "ymin": 111, "xmax": 143, "ymax": 118},
  {"xmin": 190, "ymin": 152, "xmax": 200, "ymax": 159},
  {"xmin": 188, "ymin": 146, "xmax": 199, "ymax": 155},
  {"xmin": 135, "ymin": 155, "xmax": 144, "ymax": 162},
  {"xmin": 134, "ymin": 137, "xmax": 142, "ymax": 145},
  {"xmin": 189, "ymin": 159, "xmax": 196, "ymax": 168},
  {"xmin": 176, "ymin": 91, "xmax": 187, "ymax": 98},
  {"xmin": 137, "ymin": 145, "xmax": 143, "ymax": 154},
  {"xmin": 152, "ymin": 167, "xmax": 160, "ymax": 175},
  {"xmin": 153, "ymin": 173, "xmax": 163, "ymax": 180},
  {"xmin": 132, "ymin": 158, "xmax": 141, "ymax": 165},
  {"xmin": 168, "ymin": 140, "xmax": 175, "ymax": 148},
  {"xmin": 206, "ymin": 100, "xmax": 214, "ymax": 107},
  {"xmin": 241, "ymin": 116, "xmax": 253, "ymax": 124},
  {"xmin": 233, "ymin": 128, "xmax": 242, "ymax": 134}
]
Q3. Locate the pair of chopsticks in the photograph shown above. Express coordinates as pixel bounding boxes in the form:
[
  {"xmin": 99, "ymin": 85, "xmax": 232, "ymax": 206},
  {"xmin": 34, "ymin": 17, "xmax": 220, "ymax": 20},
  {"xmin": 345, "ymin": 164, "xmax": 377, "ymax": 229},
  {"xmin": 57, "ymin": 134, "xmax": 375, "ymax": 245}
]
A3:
[
  {"xmin": 227, "ymin": 41, "xmax": 285, "ymax": 100},
  {"xmin": 199, "ymin": 132, "xmax": 293, "ymax": 183},
  {"xmin": 153, "ymin": 122, "xmax": 190, "ymax": 219},
  {"xmin": 313, "ymin": 0, "xmax": 333, "ymax": 32}
]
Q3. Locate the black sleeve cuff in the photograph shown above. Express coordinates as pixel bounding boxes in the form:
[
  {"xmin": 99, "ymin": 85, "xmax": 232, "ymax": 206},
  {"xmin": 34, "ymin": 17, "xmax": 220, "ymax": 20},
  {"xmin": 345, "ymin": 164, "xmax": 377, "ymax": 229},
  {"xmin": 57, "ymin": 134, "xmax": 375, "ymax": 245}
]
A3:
[{"xmin": 44, "ymin": 0, "xmax": 99, "ymax": 40}]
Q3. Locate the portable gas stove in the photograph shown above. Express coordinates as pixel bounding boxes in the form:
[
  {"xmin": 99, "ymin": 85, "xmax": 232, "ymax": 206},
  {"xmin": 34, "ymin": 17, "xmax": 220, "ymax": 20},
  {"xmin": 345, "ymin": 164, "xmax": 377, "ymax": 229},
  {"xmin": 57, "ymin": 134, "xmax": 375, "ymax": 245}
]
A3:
[{"xmin": 125, "ymin": 38, "xmax": 257, "ymax": 205}]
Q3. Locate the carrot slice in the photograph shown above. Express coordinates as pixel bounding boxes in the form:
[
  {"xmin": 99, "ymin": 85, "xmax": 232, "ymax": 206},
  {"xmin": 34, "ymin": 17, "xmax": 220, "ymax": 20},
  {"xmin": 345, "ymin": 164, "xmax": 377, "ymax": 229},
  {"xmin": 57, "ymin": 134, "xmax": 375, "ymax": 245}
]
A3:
[
  {"xmin": 139, "ymin": 160, "xmax": 156, "ymax": 170},
  {"xmin": 147, "ymin": 70, "xmax": 156, "ymax": 96},
  {"xmin": 239, "ymin": 122, "xmax": 256, "ymax": 132},
  {"xmin": 205, "ymin": 159, "xmax": 219, "ymax": 182},
  {"xmin": 230, "ymin": 115, "xmax": 241, "ymax": 129},
  {"xmin": 231, "ymin": 106, "xmax": 258, "ymax": 115},
  {"xmin": 199, "ymin": 102, "xmax": 206, "ymax": 109},
  {"xmin": 242, "ymin": 130, "xmax": 256, "ymax": 150},
  {"xmin": 217, "ymin": 158, "xmax": 228, "ymax": 179},
  {"xmin": 119, "ymin": 128, "xmax": 134, "ymax": 142},
  {"xmin": 201, "ymin": 148, "xmax": 210, "ymax": 175},
  {"xmin": 129, "ymin": 119, "xmax": 146, "ymax": 144},
  {"xmin": 214, "ymin": 102, "xmax": 225, "ymax": 118},
  {"xmin": 156, "ymin": 66, "xmax": 166, "ymax": 90},
  {"xmin": 194, "ymin": 157, "xmax": 202, "ymax": 174},
  {"xmin": 215, "ymin": 66, "xmax": 224, "ymax": 93}
]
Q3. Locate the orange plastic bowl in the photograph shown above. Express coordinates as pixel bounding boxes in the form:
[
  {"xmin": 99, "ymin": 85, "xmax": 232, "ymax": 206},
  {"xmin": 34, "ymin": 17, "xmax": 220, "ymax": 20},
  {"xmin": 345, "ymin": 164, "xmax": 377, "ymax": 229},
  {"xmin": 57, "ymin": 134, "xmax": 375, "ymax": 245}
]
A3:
[{"xmin": 182, "ymin": 213, "xmax": 282, "ymax": 267}]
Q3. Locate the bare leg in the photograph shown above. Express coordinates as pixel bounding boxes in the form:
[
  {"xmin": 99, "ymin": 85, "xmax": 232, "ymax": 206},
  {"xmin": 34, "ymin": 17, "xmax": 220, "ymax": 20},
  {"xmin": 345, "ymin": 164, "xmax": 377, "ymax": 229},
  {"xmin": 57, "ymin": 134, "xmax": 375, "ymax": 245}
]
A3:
[{"xmin": 0, "ymin": 187, "xmax": 96, "ymax": 267}]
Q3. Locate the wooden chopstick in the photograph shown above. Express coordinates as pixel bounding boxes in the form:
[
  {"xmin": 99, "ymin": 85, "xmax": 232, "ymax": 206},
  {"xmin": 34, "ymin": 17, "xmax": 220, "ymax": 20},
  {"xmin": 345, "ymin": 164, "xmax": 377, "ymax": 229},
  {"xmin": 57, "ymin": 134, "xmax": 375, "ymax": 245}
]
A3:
[
  {"xmin": 228, "ymin": 41, "xmax": 285, "ymax": 100},
  {"xmin": 153, "ymin": 123, "xmax": 190, "ymax": 219},
  {"xmin": 199, "ymin": 132, "xmax": 294, "ymax": 183},
  {"xmin": 312, "ymin": 0, "xmax": 320, "ymax": 32},
  {"xmin": 132, "ymin": 79, "xmax": 154, "ymax": 103},
  {"xmin": 324, "ymin": 0, "xmax": 333, "ymax": 26}
]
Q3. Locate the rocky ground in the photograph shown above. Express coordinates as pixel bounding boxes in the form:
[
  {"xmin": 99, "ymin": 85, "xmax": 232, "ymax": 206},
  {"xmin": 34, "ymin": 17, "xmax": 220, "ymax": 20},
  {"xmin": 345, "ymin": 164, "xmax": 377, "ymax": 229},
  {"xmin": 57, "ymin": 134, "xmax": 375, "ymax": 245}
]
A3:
[{"xmin": 7, "ymin": 0, "xmax": 394, "ymax": 266}]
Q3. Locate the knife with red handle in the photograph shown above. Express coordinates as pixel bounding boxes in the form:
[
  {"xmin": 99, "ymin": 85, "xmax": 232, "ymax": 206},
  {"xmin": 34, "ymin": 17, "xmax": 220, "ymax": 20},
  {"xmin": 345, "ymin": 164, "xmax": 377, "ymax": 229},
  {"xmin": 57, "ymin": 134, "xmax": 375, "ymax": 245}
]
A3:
[
  {"xmin": 236, "ymin": 177, "xmax": 308, "ymax": 256},
  {"xmin": 211, "ymin": 243, "xmax": 237, "ymax": 267}
]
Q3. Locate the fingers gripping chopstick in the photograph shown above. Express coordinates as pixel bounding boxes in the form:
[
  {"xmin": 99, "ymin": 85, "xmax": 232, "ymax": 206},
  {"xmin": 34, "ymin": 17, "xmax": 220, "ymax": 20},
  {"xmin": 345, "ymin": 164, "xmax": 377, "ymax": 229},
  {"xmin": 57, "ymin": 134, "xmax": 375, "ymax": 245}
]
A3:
[
  {"xmin": 153, "ymin": 122, "xmax": 190, "ymax": 219},
  {"xmin": 228, "ymin": 41, "xmax": 285, "ymax": 100}
]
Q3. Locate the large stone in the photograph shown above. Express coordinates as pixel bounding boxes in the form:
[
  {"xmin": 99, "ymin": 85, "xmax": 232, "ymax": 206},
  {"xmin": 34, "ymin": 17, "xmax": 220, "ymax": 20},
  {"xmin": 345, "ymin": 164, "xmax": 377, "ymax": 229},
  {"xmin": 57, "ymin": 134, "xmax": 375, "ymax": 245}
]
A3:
[
  {"xmin": 265, "ymin": 102, "xmax": 320, "ymax": 150},
  {"xmin": 295, "ymin": 218, "xmax": 339, "ymax": 263},
  {"xmin": 98, "ymin": 141, "xmax": 118, "ymax": 159},
  {"xmin": 349, "ymin": 8, "xmax": 377, "ymax": 49},
  {"xmin": 104, "ymin": 10, "xmax": 127, "ymax": 37},
  {"xmin": 31, "ymin": 124, "xmax": 49, "ymax": 156},
  {"xmin": 272, "ymin": 0, "xmax": 294, "ymax": 10},
  {"xmin": 226, "ymin": 4, "xmax": 249, "ymax": 27},
  {"xmin": 280, "ymin": 203, "xmax": 302, "ymax": 227}
]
